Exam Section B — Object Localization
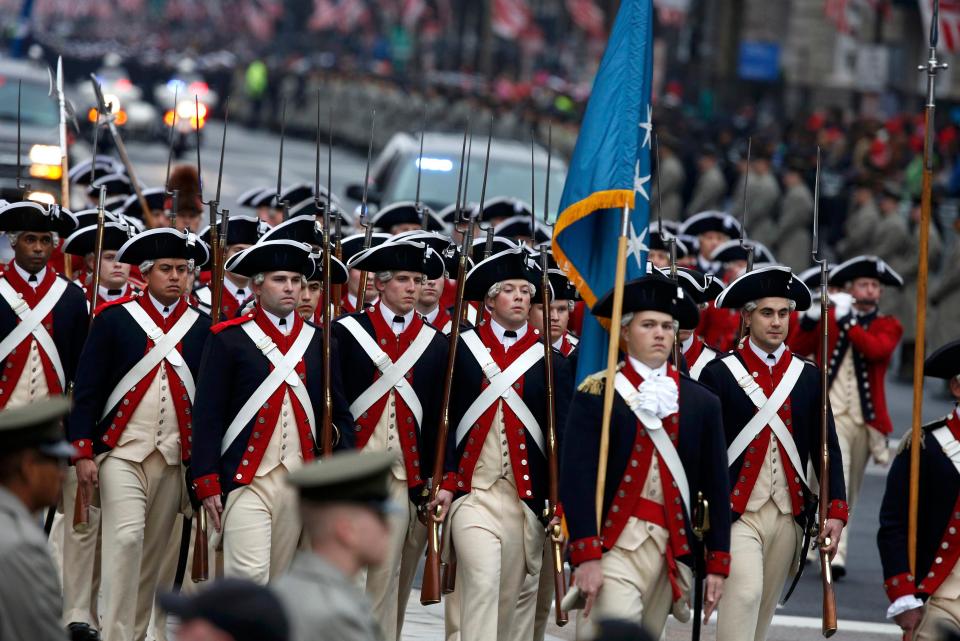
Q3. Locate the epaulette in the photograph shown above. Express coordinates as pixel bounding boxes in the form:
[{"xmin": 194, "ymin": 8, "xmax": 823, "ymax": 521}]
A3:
[
  {"xmin": 211, "ymin": 312, "xmax": 255, "ymax": 335},
  {"xmin": 897, "ymin": 423, "xmax": 944, "ymax": 454},
  {"xmin": 577, "ymin": 363, "xmax": 624, "ymax": 395},
  {"xmin": 93, "ymin": 294, "xmax": 136, "ymax": 317}
]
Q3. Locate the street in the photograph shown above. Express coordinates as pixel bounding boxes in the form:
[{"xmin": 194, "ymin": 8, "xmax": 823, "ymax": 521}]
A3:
[{"xmin": 119, "ymin": 123, "xmax": 951, "ymax": 640}]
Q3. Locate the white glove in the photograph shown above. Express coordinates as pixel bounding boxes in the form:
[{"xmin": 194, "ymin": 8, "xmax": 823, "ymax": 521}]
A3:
[
  {"xmin": 803, "ymin": 301, "xmax": 822, "ymax": 322},
  {"xmin": 830, "ymin": 292, "xmax": 854, "ymax": 319},
  {"xmin": 635, "ymin": 376, "xmax": 680, "ymax": 419}
]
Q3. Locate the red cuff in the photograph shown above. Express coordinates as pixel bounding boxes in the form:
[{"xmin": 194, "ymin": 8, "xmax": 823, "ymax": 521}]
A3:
[
  {"xmin": 192, "ymin": 473, "xmax": 222, "ymax": 500},
  {"xmin": 439, "ymin": 472, "xmax": 460, "ymax": 494},
  {"xmin": 570, "ymin": 536, "xmax": 603, "ymax": 565},
  {"xmin": 706, "ymin": 550, "xmax": 732, "ymax": 577},
  {"xmin": 71, "ymin": 439, "xmax": 93, "ymax": 462},
  {"xmin": 827, "ymin": 500, "xmax": 849, "ymax": 524},
  {"xmin": 884, "ymin": 572, "xmax": 916, "ymax": 602}
]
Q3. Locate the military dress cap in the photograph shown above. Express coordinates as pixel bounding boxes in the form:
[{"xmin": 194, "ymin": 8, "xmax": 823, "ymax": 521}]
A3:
[
  {"xmin": 259, "ymin": 214, "xmax": 323, "ymax": 246},
  {"xmin": 674, "ymin": 267, "xmax": 722, "ymax": 305},
  {"xmin": 925, "ymin": 340, "xmax": 960, "ymax": 380},
  {"xmin": 199, "ymin": 214, "xmax": 264, "ymax": 247},
  {"xmin": 828, "ymin": 255, "xmax": 904, "ymax": 288},
  {"xmin": 546, "ymin": 269, "xmax": 578, "ymax": 301},
  {"xmin": 480, "ymin": 196, "xmax": 532, "ymax": 222},
  {"xmin": 287, "ymin": 198, "xmax": 356, "ymax": 228},
  {"xmin": 348, "ymin": 240, "xmax": 445, "ymax": 280},
  {"xmin": 525, "ymin": 246, "xmax": 559, "ymax": 270},
  {"xmin": 462, "ymin": 247, "xmax": 540, "ymax": 302},
  {"xmin": 0, "ymin": 201, "xmax": 78, "ymax": 235},
  {"xmin": 340, "ymin": 232, "xmax": 392, "ymax": 262},
  {"xmin": 470, "ymin": 236, "xmax": 517, "ymax": 263},
  {"xmin": 279, "ymin": 182, "xmax": 341, "ymax": 209},
  {"xmin": 715, "ymin": 264, "xmax": 812, "ymax": 311},
  {"xmin": 224, "ymin": 239, "xmax": 315, "ymax": 277},
  {"xmin": 493, "ymin": 215, "xmax": 551, "ymax": 244},
  {"xmin": 679, "ymin": 210, "xmax": 742, "ymax": 239},
  {"xmin": 62, "ymin": 222, "xmax": 135, "ymax": 256},
  {"xmin": 250, "ymin": 189, "xmax": 278, "ymax": 209},
  {"xmin": 392, "ymin": 229, "xmax": 454, "ymax": 254},
  {"xmin": 158, "ymin": 579, "xmax": 290, "ymax": 641},
  {"xmin": 0, "ymin": 396, "xmax": 75, "ymax": 459},
  {"xmin": 237, "ymin": 186, "xmax": 271, "ymax": 209},
  {"xmin": 117, "ymin": 188, "xmax": 167, "ymax": 221},
  {"xmin": 371, "ymin": 201, "xmax": 445, "ymax": 232},
  {"xmin": 797, "ymin": 264, "xmax": 833, "ymax": 290},
  {"xmin": 710, "ymin": 239, "xmax": 776, "ymax": 265},
  {"xmin": 116, "ymin": 227, "xmax": 210, "ymax": 267},
  {"xmin": 438, "ymin": 245, "xmax": 474, "ymax": 276},
  {"xmin": 69, "ymin": 156, "xmax": 123, "ymax": 186},
  {"xmin": 304, "ymin": 252, "xmax": 349, "ymax": 285},
  {"xmin": 593, "ymin": 270, "xmax": 699, "ymax": 330},
  {"xmin": 287, "ymin": 449, "xmax": 397, "ymax": 510}
]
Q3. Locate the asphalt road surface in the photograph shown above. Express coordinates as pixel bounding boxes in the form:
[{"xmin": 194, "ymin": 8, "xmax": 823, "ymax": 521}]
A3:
[{"xmin": 115, "ymin": 123, "xmax": 953, "ymax": 639}]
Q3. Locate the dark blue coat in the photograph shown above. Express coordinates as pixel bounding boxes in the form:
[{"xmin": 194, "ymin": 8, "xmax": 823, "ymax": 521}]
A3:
[
  {"xmin": 698, "ymin": 352, "xmax": 847, "ymax": 525},
  {"xmin": 68, "ymin": 296, "xmax": 210, "ymax": 458},
  {"xmin": 331, "ymin": 310, "xmax": 448, "ymax": 498},
  {"xmin": 878, "ymin": 413, "xmax": 960, "ymax": 601},
  {"xmin": 442, "ymin": 325, "xmax": 572, "ymax": 520},
  {"xmin": 560, "ymin": 372, "xmax": 731, "ymax": 571},
  {"xmin": 191, "ymin": 314, "xmax": 354, "ymax": 498}
]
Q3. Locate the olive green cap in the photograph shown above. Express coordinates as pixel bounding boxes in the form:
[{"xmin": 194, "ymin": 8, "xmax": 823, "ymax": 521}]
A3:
[
  {"xmin": 287, "ymin": 450, "xmax": 397, "ymax": 509},
  {"xmin": 0, "ymin": 397, "xmax": 75, "ymax": 458}
]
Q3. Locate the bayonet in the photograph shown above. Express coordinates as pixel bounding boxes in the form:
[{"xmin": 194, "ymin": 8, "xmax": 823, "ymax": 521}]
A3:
[
  {"xmin": 453, "ymin": 118, "xmax": 470, "ymax": 229},
  {"xmin": 16, "ymin": 81, "xmax": 27, "ymax": 196},
  {"xmin": 530, "ymin": 128, "xmax": 537, "ymax": 246},
  {"xmin": 54, "ymin": 58, "xmax": 71, "ymax": 215},
  {"xmin": 355, "ymin": 109, "xmax": 378, "ymax": 306},
  {"xmin": 275, "ymin": 99, "xmax": 288, "ymax": 219},
  {"xmin": 477, "ymin": 119, "xmax": 495, "ymax": 259},
  {"xmin": 416, "ymin": 108, "xmax": 426, "ymax": 229}
]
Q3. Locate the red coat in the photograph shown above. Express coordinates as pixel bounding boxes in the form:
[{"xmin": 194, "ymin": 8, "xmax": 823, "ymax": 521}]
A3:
[{"xmin": 789, "ymin": 308, "xmax": 902, "ymax": 435}]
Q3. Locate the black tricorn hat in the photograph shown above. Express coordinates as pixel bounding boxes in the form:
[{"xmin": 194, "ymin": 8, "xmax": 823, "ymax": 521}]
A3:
[
  {"xmin": 925, "ymin": 340, "xmax": 960, "ymax": 380},
  {"xmin": 237, "ymin": 186, "xmax": 271, "ymax": 208},
  {"xmin": 224, "ymin": 239, "xmax": 315, "ymax": 277},
  {"xmin": 392, "ymin": 229, "xmax": 454, "ymax": 254},
  {"xmin": 62, "ymin": 222, "xmax": 134, "ymax": 256},
  {"xmin": 679, "ymin": 210, "xmax": 742, "ymax": 239},
  {"xmin": 199, "ymin": 214, "xmax": 265, "ymax": 248},
  {"xmin": 348, "ymin": 240, "xmax": 445, "ymax": 280},
  {"xmin": 371, "ymin": 201, "xmax": 445, "ymax": 232},
  {"xmin": 0, "ymin": 201, "xmax": 78, "ymax": 235},
  {"xmin": 462, "ymin": 247, "xmax": 540, "ymax": 302},
  {"xmin": 545, "ymin": 269, "xmax": 578, "ymax": 301},
  {"xmin": 593, "ymin": 271, "xmax": 699, "ymax": 331},
  {"xmin": 493, "ymin": 215, "xmax": 551, "ymax": 244},
  {"xmin": 828, "ymin": 255, "xmax": 904, "ymax": 288},
  {"xmin": 470, "ymin": 236, "xmax": 517, "ymax": 263},
  {"xmin": 116, "ymin": 228, "xmax": 210, "ymax": 267},
  {"xmin": 87, "ymin": 172, "xmax": 132, "ymax": 200},
  {"xmin": 259, "ymin": 215, "xmax": 322, "ymax": 246},
  {"xmin": 648, "ymin": 226, "xmax": 690, "ymax": 258},
  {"xmin": 117, "ymin": 188, "xmax": 167, "ymax": 221},
  {"xmin": 711, "ymin": 239, "xmax": 776, "ymax": 265},
  {"xmin": 674, "ymin": 267, "xmax": 721, "ymax": 305},
  {"xmin": 69, "ymin": 156, "xmax": 122, "ymax": 186},
  {"xmin": 480, "ymin": 196, "xmax": 532, "ymax": 222},
  {"xmin": 0, "ymin": 396, "xmax": 75, "ymax": 459},
  {"xmin": 715, "ymin": 264, "xmax": 812, "ymax": 311},
  {"xmin": 340, "ymin": 232, "xmax": 392, "ymax": 263},
  {"xmin": 305, "ymin": 252, "xmax": 349, "ymax": 285},
  {"xmin": 797, "ymin": 264, "xmax": 833, "ymax": 290}
]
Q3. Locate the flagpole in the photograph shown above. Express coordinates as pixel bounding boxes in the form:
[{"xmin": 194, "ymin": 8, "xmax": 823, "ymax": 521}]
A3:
[{"xmin": 595, "ymin": 203, "xmax": 631, "ymax": 529}]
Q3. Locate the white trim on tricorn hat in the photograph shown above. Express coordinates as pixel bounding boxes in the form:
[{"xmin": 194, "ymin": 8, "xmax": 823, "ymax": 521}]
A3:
[
  {"xmin": 462, "ymin": 247, "xmax": 540, "ymax": 302},
  {"xmin": 224, "ymin": 239, "xmax": 315, "ymax": 277},
  {"xmin": 925, "ymin": 339, "xmax": 960, "ymax": 380},
  {"xmin": 116, "ymin": 227, "xmax": 210, "ymax": 267},
  {"xmin": 348, "ymin": 239, "xmax": 445, "ymax": 280},
  {"xmin": 340, "ymin": 231, "xmax": 393, "ymax": 262},
  {"xmin": 828, "ymin": 255, "xmax": 903, "ymax": 288},
  {"xmin": 593, "ymin": 271, "xmax": 699, "ymax": 330},
  {"xmin": 679, "ymin": 210, "xmax": 743, "ymax": 239},
  {"xmin": 63, "ymin": 222, "xmax": 135, "ymax": 256},
  {"xmin": 715, "ymin": 264, "xmax": 812, "ymax": 311},
  {"xmin": 305, "ymin": 251, "xmax": 349, "ymax": 285},
  {"xmin": 371, "ymin": 201, "xmax": 445, "ymax": 232},
  {"xmin": 493, "ymin": 215, "xmax": 552, "ymax": 243},
  {"xmin": 0, "ymin": 201, "xmax": 78, "ymax": 235},
  {"xmin": 710, "ymin": 238, "xmax": 776, "ymax": 265}
]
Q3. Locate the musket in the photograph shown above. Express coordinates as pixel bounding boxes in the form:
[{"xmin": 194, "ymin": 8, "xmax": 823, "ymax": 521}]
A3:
[
  {"xmin": 476, "ymin": 120, "xmax": 495, "ymax": 260},
  {"xmin": 327, "ymin": 106, "xmax": 343, "ymax": 318},
  {"xmin": 163, "ymin": 85, "xmax": 181, "ymax": 228},
  {"xmin": 207, "ymin": 103, "xmax": 230, "ymax": 324},
  {"xmin": 355, "ymin": 109, "xmax": 377, "ymax": 307},
  {"xmin": 654, "ymin": 134, "xmax": 682, "ymax": 367},
  {"xmin": 538, "ymin": 126, "xmax": 568, "ymax": 627},
  {"xmin": 735, "ymin": 138, "xmax": 754, "ymax": 345},
  {"xmin": 457, "ymin": 128, "xmax": 476, "ymax": 325},
  {"xmin": 275, "ymin": 100, "xmax": 289, "ymax": 221},
  {"xmin": 74, "ymin": 185, "xmax": 107, "ymax": 534},
  {"xmin": 316, "ymin": 100, "xmax": 335, "ymax": 457},
  {"xmin": 90, "ymin": 75, "xmax": 153, "ymax": 223},
  {"xmin": 909, "ymin": 0, "xmax": 948, "ymax": 581},
  {"xmin": 422, "ymin": 124, "xmax": 480, "ymax": 607}
]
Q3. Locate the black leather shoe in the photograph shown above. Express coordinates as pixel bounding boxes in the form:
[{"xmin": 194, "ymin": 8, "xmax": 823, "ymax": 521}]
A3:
[{"xmin": 67, "ymin": 622, "xmax": 100, "ymax": 641}]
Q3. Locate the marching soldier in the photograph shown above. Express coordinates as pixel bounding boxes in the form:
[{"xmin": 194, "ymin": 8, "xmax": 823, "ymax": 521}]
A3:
[
  {"xmin": 68, "ymin": 227, "xmax": 211, "ymax": 641},
  {"xmin": 674, "ymin": 267, "xmax": 721, "ymax": 380},
  {"xmin": 429, "ymin": 247, "xmax": 571, "ymax": 641},
  {"xmin": 678, "ymin": 211, "xmax": 742, "ymax": 277},
  {"xmin": 561, "ymin": 271, "xmax": 731, "ymax": 639},
  {"xmin": 0, "ymin": 201, "xmax": 85, "ymax": 411},
  {"xmin": 878, "ymin": 339, "xmax": 960, "ymax": 640},
  {"xmin": 0, "ymin": 397, "xmax": 76, "ymax": 641},
  {"xmin": 191, "ymin": 239, "xmax": 354, "ymax": 584},
  {"xmin": 371, "ymin": 202, "xmax": 445, "ymax": 235},
  {"xmin": 195, "ymin": 214, "xmax": 264, "ymax": 319},
  {"xmin": 646, "ymin": 225, "xmax": 689, "ymax": 270},
  {"xmin": 686, "ymin": 144, "xmax": 727, "ymax": 217},
  {"xmin": 273, "ymin": 450, "xmax": 398, "ymax": 641},
  {"xmin": 528, "ymin": 268, "xmax": 579, "ymax": 358},
  {"xmin": 790, "ymin": 255, "xmax": 903, "ymax": 577},
  {"xmin": 340, "ymin": 232, "xmax": 391, "ymax": 314},
  {"xmin": 698, "ymin": 265, "xmax": 848, "ymax": 641},
  {"xmin": 62, "ymin": 219, "xmax": 138, "ymax": 309},
  {"xmin": 331, "ymin": 240, "xmax": 448, "ymax": 640}
]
